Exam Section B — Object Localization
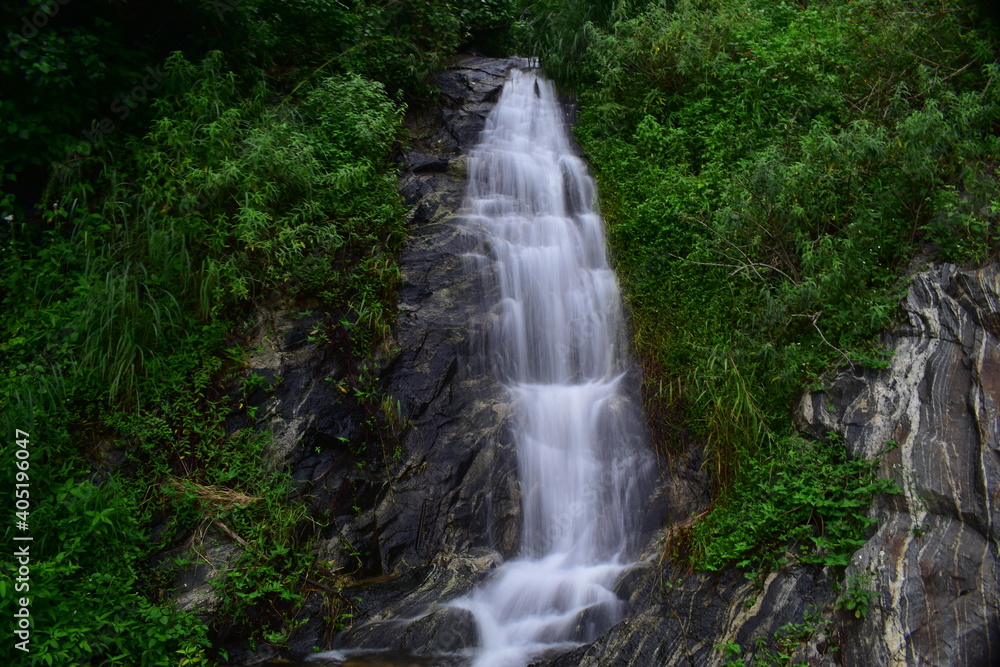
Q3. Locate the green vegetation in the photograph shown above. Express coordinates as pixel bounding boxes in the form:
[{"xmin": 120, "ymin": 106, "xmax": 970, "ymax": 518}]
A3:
[
  {"xmin": 835, "ymin": 569, "xmax": 879, "ymax": 619},
  {"xmin": 1, "ymin": 50, "xmax": 405, "ymax": 662},
  {"xmin": 687, "ymin": 436, "xmax": 899, "ymax": 573},
  {"xmin": 3, "ymin": 0, "xmax": 999, "ymax": 660},
  {"xmin": 549, "ymin": 0, "xmax": 1000, "ymax": 572},
  {"xmin": 1, "ymin": 1, "xmax": 519, "ymax": 663},
  {"xmin": 1, "ymin": 0, "xmax": 518, "ymax": 187},
  {"xmin": 716, "ymin": 578, "xmax": 878, "ymax": 666},
  {"xmin": 718, "ymin": 605, "xmax": 832, "ymax": 666}
]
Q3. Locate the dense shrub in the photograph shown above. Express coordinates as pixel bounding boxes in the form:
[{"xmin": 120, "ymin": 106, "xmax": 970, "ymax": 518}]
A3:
[
  {"xmin": 0, "ymin": 0, "xmax": 521, "ymax": 659},
  {"xmin": 0, "ymin": 47, "xmax": 406, "ymax": 662},
  {"xmin": 567, "ymin": 0, "xmax": 1000, "ymax": 569},
  {"xmin": 0, "ymin": 0, "xmax": 259, "ymax": 190}
]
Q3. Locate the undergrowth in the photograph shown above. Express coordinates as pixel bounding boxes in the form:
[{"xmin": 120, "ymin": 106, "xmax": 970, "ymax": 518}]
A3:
[
  {"xmin": 562, "ymin": 0, "xmax": 1000, "ymax": 571},
  {"xmin": 685, "ymin": 436, "xmax": 900, "ymax": 574},
  {"xmin": 0, "ymin": 46, "xmax": 406, "ymax": 663},
  {"xmin": 0, "ymin": 0, "xmax": 524, "ymax": 660}
]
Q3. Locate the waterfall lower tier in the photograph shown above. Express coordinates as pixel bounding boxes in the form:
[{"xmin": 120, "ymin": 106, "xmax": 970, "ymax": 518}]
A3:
[{"xmin": 451, "ymin": 66, "xmax": 654, "ymax": 667}]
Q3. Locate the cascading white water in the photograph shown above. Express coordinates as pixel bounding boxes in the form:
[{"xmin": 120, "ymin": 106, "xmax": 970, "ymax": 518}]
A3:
[{"xmin": 451, "ymin": 66, "xmax": 653, "ymax": 667}]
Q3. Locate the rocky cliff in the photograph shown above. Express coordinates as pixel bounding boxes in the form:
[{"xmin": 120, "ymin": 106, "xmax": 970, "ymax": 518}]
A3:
[
  {"xmin": 796, "ymin": 263, "xmax": 1000, "ymax": 666},
  {"xmin": 205, "ymin": 56, "xmax": 999, "ymax": 665}
]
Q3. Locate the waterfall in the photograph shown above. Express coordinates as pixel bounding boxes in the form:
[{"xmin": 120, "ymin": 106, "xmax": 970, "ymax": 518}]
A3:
[{"xmin": 451, "ymin": 66, "xmax": 653, "ymax": 667}]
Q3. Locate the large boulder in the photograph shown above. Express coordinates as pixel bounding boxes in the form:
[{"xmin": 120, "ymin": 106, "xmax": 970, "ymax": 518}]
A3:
[{"xmin": 795, "ymin": 263, "xmax": 1000, "ymax": 666}]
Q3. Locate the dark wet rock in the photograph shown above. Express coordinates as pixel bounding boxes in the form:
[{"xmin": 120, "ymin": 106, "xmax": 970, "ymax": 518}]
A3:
[
  {"xmin": 404, "ymin": 151, "xmax": 452, "ymax": 174},
  {"xmin": 280, "ymin": 554, "xmax": 498, "ymax": 662},
  {"xmin": 336, "ymin": 572, "xmax": 486, "ymax": 652},
  {"xmin": 323, "ymin": 56, "xmax": 529, "ymax": 582},
  {"xmin": 408, "ymin": 55, "xmax": 523, "ymax": 158},
  {"xmin": 219, "ymin": 641, "xmax": 281, "ymax": 667},
  {"xmin": 233, "ymin": 306, "xmax": 366, "ymax": 470},
  {"xmin": 269, "ymin": 56, "xmax": 528, "ymax": 658},
  {"xmin": 87, "ymin": 437, "xmax": 137, "ymax": 486},
  {"xmin": 529, "ymin": 561, "xmax": 834, "ymax": 667},
  {"xmin": 161, "ymin": 529, "xmax": 243, "ymax": 620}
]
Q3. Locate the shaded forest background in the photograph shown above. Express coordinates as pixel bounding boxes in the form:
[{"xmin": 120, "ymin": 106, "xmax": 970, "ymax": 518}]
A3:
[{"xmin": 1, "ymin": 0, "xmax": 998, "ymax": 664}]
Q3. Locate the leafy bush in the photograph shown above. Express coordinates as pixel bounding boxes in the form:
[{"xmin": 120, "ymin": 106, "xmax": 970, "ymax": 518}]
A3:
[
  {"xmin": 1, "ymin": 472, "xmax": 211, "ymax": 666},
  {"xmin": 341, "ymin": 0, "xmax": 518, "ymax": 95},
  {"xmin": 0, "ymin": 0, "xmax": 514, "ymax": 209},
  {"xmin": 836, "ymin": 570, "xmax": 879, "ymax": 619},
  {"xmin": 688, "ymin": 436, "xmax": 900, "ymax": 573},
  {"xmin": 250, "ymin": 0, "xmax": 518, "ymax": 96},
  {"xmin": 516, "ymin": 0, "xmax": 618, "ymax": 86},
  {"xmin": 566, "ymin": 0, "xmax": 1000, "ymax": 569},
  {"xmin": 0, "ymin": 0, "xmax": 259, "ymax": 188},
  {"xmin": 0, "ymin": 47, "xmax": 408, "ymax": 661}
]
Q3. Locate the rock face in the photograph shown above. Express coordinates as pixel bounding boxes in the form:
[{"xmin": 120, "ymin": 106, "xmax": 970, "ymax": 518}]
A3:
[
  {"xmin": 350, "ymin": 55, "xmax": 529, "ymax": 577},
  {"xmin": 290, "ymin": 56, "xmax": 531, "ymax": 656},
  {"xmin": 535, "ymin": 563, "xmax": 834, "ymax": 667},
  {"xmin": 795, "ymin": 263, "xmax": 1000, "ymax": 666}
]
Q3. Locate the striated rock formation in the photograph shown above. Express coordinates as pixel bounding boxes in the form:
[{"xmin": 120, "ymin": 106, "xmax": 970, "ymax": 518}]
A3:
[{"xmin": 795, "ymin": 263, "xmax": 1000, "ymax": 666}]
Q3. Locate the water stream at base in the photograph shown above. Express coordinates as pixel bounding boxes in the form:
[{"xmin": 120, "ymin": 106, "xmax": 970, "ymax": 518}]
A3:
[{"xmin": 447, "ymin": 65, "xmax": 653, "ymax": 667}]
